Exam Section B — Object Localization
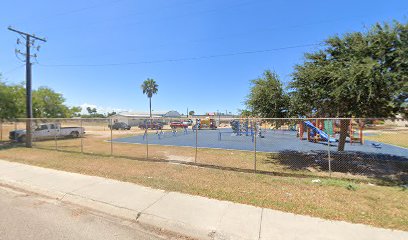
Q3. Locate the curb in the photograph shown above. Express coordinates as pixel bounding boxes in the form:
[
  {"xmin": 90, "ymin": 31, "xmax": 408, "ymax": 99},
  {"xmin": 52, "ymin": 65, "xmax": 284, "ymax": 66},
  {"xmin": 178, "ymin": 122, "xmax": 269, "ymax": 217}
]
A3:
[{"xmin": 0, "ymin": 178, "xmax": 217, "ymax": 240}]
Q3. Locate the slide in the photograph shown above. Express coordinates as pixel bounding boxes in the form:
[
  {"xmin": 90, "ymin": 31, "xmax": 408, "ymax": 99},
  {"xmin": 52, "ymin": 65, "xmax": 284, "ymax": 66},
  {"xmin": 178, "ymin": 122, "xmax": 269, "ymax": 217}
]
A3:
[{"xmin": 304, "ymin": 121, "xmax": 336, "ymax": 143}]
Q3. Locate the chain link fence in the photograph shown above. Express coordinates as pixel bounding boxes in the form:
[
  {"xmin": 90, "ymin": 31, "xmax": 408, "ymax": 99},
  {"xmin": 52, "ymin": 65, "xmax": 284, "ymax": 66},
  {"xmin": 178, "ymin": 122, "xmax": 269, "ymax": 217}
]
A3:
[{"xmin": 1, "ymin": 117, "xmax": 407, "ymax": 184}]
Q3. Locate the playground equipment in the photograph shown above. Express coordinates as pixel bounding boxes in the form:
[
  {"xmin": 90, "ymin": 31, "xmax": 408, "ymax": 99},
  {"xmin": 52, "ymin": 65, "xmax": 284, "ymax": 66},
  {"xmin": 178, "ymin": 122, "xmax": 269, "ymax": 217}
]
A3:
[
  {"xmin": 349, "ymin": 120, "xmax": 364, "ymax": 144},
  {"xmin": 193, "ymin": 117, "xmax": 217, "ymax": 130},
  {"xmin": 303, "ymin": 120, "xmax": 336, "ymax": 143},
  {"xmin": 230, "ymin": 119, "xmax": 245, "ymax": 136},
  {"xmin": 158, "ymin": 128, "xmax": 188, "ymax": 139},
  {"xmin": 230, "ymin": 119, "xmax": 251, "ymax": 136},
  {"xmin": 298, "ymin": 119, "xmax": 364, "ymax": 145},
  {"xmin": 143, "ymin": 128, "xmax": 189, "ymax": 141},
  {"xmin": 226, "ymin": 119, "xmax": 264, "ymax": 141}
]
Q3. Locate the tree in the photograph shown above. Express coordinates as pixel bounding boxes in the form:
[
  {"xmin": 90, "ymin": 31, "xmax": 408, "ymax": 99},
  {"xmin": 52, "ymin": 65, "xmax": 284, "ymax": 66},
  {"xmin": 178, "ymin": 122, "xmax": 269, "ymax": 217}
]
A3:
[
  {"xmin": 290, "ymin": 21, "xmax": 408, "ymax": 151},
  {"xmin": 238, "ymin": 109, "xmax": 252, "ymax": 117},
  {"xmin": 141, "ymin": 78, "xmax": 159, "ymax": 118},
  {"xmin": 189, "ymin": 110, "xmax": 195, "ymax": 116},
  {"xmin": 32, "ymin": 87, "xmax": 74, "ymax": 118},
  {"xmin": 0, "ymin": 80, "xmax": 82, "ymax": 119},
  {"xmin": 245, "ymin": 70, "xmax": 289, "ymax": 118},
  {"xmin": 0, "ymin": 79, "xmax": 25, "ymax": 119},
  {"xmin": 107, "ymin": 111, "xmax": 117, "ymax": 117},
  {"xmin": 83, "ymin": 107, "xmax": 106, "ymax": 118},
  {"xmin": 86, "ymin": 107, "xmax": 97, "ymax": 116},
  {"xmin": 69, "ymin": 106, "xmax": 82, "ymax": 117},
  {"xmin": 0, "ymin": 79, "xmax": 81, "ymax": 119}
]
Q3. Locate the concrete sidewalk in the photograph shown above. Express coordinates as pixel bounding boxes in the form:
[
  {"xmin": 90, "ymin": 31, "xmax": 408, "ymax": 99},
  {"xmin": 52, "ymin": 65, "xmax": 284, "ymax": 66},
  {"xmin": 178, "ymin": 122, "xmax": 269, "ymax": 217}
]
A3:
[{"xmin": 0, "ymin": 160, "xmax": 406, "ymax": 240}]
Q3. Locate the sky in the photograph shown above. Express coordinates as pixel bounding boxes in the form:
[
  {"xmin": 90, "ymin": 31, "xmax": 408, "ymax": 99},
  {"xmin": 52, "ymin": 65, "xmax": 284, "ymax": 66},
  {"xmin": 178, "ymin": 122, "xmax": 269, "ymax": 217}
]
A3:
[{"xmin": 1, "ymin": 0, "xmax": 407, "ymax": 115}]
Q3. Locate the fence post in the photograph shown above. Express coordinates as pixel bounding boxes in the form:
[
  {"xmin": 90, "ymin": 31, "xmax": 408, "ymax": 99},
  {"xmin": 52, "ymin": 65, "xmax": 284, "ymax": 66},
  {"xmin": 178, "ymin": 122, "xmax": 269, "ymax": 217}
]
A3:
[
  {"xmin": 146, "ymin": 121, "xmax": 149, "ymax": 160},
  {"xmin": 80, "ymin": 119, "xmax": 83, "ymax": 153},
  {"xmin": 327, "ymin": 136, "xmax": 331, "ymax": 177},
  {"xmin": 54, "ymin": 121, "xmax": 58, "ymax": 151},
  {"xmin": 254, "ymin": 118, "xmax": 257, "ymax": 173},
  {"xmin": 0, "ymin": 119, "xmax": 3, "ymax": 141},
  {"xmin": 110, "ymin": 119, "xmax": 113, "ymax": 156},
  {"xmin": 195, "ymin": 127, "xmax": 198, "ymax": 164}
]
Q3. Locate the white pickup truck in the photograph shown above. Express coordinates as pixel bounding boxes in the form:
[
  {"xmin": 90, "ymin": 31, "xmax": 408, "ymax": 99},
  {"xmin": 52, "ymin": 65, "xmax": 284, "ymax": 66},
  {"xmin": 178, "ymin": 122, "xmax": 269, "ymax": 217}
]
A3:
[{"xmin": 9, "ymin": 123, "xmax": 85, "ymax": 142}]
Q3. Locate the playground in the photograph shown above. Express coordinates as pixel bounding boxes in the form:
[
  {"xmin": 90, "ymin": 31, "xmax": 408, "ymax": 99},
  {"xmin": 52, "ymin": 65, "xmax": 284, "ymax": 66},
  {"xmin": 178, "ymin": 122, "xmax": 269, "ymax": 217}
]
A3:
[{"xmin": 112, "ymin": 127, "xmax": 408, "ymax": 159}]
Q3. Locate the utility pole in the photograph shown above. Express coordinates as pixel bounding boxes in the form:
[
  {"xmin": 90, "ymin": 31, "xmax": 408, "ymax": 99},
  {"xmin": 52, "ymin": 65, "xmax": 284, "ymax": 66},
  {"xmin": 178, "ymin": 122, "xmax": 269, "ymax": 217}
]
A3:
[{"xmin": 8, "ymin": 26, "xmax": 46, "ymax": 148}]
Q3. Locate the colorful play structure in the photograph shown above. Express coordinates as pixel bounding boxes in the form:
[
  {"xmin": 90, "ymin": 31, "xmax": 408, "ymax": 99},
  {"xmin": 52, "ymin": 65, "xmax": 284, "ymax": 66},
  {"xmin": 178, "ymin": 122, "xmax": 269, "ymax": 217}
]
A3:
[
  {"xmin": 193, "ymin": 117, "xmax": 217, "ymax": 130},
  {"xmin": 298, "ymin": 119, "xmax": 364, "ymax": 145}
]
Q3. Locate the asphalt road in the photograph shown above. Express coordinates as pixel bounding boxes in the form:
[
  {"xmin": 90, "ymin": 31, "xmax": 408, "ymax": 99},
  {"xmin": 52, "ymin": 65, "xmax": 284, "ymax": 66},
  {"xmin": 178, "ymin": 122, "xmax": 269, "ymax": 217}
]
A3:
[{"xmin": 0, "ymin": 185, "xmax": 170, "ymax": 240}]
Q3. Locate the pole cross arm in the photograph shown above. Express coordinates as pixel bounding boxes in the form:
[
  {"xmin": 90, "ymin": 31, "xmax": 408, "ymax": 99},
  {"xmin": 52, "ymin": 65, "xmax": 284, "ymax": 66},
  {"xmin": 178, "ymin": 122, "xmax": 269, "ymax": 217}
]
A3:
[{"xmin": 8, "ymin": 26, "xmax": 47, "ymax": 42}]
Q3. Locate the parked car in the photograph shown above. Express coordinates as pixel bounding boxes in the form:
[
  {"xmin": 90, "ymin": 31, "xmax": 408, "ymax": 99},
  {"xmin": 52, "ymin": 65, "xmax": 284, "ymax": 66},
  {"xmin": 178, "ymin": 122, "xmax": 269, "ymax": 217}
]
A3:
[
  {"xmin": 9, "ymin": 123, "xmax": 85, "ymax": 142},
  {"xmin": 138, "ymin": 121, "xmax": 163, "ymax": 129},
  {"xmin": 183, "ymin": 119, "xmax": 193, "ymax": 126},
  {"xmin": 170, "ymin": 121, "xmax": 189, "ymax": 129},
  {"xmin": 108, "ymin": 122, "xmax": 131, "ymax": 130}
]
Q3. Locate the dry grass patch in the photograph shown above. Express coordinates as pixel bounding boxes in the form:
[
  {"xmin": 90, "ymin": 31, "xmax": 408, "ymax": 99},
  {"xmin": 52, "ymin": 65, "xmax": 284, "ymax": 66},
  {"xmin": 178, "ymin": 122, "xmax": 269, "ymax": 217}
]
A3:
[
  {"xmin": 27, "ymin": 129, "xmax": 407, "ymax": 184},
  {"xmin": 365, "ymin": 130, "xmax": 408, "ymax": 148},
  {"xmin": 3, "ymin": 123, "xmax": 406, "ymax": 183},
  {"xmin": 0, "ymin": 147, "xmax": 407, "ymax": 231}
]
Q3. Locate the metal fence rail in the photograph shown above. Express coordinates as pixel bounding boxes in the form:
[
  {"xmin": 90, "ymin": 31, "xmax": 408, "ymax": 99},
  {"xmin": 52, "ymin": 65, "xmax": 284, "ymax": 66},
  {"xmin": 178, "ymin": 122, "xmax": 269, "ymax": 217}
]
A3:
[{"xmin": 1, "ymin": 117, "xmax": 407, "ymax": 184}]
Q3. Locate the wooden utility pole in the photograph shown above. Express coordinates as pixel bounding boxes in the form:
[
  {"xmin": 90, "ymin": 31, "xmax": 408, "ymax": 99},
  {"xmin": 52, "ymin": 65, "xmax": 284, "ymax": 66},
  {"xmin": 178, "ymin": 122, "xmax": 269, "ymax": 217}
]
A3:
[{"xmin": 8, "ymin": 27, "xmax": 46, "ymax": 148}]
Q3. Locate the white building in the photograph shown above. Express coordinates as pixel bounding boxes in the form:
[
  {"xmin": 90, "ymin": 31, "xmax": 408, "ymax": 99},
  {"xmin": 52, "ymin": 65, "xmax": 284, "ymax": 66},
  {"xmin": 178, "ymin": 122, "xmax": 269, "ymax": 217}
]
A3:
[{"xmin": 384, "ymin": 114, "xmax": 408, "ymax": 127}]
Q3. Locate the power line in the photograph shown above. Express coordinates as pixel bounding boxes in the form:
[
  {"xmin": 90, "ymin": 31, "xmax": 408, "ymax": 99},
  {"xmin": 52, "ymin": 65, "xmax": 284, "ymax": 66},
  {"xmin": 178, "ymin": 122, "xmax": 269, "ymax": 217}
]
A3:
[
  {"xmin": 40, "ymin": 43, "xmax": 322, "ymax": 68},
  {"xmin": 38, "ymin": 10, "xmax": 390, "ymax": 62},
  {"xmin": 41, "ymin": 0, "xmax": 256, "ymax": 37},
  {"xmin": 2, "ymin": 64, "xmax": 25, "ymax": 75},
  {"xmin": 52, "ymin": 0, "xmax": 125, "ymax": 17},
  {"xmin": 14, "ymin": 0, "xmax": 126, "ymax": 25}
]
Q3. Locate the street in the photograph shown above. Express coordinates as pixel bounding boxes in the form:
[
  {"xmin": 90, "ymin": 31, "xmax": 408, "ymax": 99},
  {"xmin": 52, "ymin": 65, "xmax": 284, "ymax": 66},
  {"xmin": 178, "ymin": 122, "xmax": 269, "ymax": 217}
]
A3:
[{"xmin": 0, "ymin": 185, "xmax": 172, "ymax": 240}]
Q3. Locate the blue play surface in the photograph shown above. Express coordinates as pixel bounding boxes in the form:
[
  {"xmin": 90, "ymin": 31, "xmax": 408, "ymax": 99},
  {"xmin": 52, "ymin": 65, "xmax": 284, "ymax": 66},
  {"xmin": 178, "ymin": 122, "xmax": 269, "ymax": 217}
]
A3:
[{"xmin": 112, "ymin": 128, "xmax": 408, "ymax": 160}]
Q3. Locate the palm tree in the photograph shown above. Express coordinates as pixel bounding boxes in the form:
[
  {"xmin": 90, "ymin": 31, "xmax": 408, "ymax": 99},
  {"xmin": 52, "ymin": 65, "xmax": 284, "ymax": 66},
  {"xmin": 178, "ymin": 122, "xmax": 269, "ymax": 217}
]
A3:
[{"xmin": 141, "ymin": 78, "xmax": 159, "ymax": 118}]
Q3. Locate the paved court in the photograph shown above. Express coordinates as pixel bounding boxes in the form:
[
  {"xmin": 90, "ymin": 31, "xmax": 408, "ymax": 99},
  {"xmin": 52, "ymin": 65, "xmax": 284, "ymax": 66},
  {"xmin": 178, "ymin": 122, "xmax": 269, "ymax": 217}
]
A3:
[{"xmin": 112, "ymin": 128, "xmax": 408, "ymax": 160}]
